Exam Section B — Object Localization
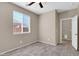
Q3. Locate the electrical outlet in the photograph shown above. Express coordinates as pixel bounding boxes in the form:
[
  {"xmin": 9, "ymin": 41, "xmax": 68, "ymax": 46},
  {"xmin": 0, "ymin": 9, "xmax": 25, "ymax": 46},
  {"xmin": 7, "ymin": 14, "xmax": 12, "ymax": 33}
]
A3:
[{"xmin": 20, "ymin": 40, "xmax": 23, "ymax": 44}]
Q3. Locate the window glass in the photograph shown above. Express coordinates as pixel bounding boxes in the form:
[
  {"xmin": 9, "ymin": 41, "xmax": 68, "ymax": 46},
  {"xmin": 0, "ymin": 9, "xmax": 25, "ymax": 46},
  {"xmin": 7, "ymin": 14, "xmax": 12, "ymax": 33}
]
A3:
[{"xmin": 13, "ymin": 11, "xmax": 30, "ymax": 34}]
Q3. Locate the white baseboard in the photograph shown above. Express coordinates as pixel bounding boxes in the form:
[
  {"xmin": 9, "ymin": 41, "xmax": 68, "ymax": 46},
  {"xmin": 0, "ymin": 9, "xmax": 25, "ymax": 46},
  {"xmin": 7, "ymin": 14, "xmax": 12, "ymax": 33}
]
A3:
[
  {"xmin": 39, "ymin": 40, "xmax": 57, "ymax": 46},
  {"xmin": 0, "ymin": 40, "xmax": 57, "ymax": 55},
  {"xmin": 0, "ymin": 41, "xmax": 37, "ymax": 55}
]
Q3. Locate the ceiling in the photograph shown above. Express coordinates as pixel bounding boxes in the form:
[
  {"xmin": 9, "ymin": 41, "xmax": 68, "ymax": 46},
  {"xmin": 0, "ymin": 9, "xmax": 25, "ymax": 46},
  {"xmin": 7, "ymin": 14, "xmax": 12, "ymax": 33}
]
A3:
[{"xmin": 12, "ymin": 2, "xmax": 79, "ymax": 15}]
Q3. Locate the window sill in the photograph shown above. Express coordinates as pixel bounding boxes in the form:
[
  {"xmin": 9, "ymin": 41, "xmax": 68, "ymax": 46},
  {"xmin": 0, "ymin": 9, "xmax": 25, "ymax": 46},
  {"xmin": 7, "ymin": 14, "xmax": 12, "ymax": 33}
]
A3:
[{"xmin": 13, "ymin": 32, "xmax": 31, "ymax": 35}]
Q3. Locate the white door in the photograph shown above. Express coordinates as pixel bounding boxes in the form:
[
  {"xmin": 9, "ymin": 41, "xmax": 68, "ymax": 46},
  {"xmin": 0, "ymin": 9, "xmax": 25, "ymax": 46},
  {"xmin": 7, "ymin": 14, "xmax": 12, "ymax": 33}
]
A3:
[{"xmin": 72, "ymin": 16, "xmax": 78, "ymax": 50}]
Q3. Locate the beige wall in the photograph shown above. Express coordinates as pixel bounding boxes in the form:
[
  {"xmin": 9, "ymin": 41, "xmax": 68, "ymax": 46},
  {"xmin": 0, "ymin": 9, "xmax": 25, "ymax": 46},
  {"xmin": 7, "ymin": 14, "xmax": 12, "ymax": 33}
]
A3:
[
  {"xmin": 59, "ymin": 8, "xmax": 78, "ymax": 19},
  {"xmin": 39, "ymin": 10, "xmax": 59, "ymax": 45},
  {"xmin": 0, "ymin": 2, "xmax": 38, "ymax": 53}
]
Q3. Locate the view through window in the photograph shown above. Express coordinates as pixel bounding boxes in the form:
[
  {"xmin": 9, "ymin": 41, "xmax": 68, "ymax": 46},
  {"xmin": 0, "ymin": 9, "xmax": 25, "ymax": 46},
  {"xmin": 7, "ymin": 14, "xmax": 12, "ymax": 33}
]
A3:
[{"xmin": 13, "ymin": 11, "xmax": 30, "ymax": 34}]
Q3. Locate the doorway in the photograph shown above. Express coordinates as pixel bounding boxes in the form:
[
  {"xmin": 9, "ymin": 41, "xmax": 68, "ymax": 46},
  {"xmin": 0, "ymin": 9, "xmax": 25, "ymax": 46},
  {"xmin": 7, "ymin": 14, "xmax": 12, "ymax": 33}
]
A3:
[
  {"xmin": 60, "ymin": 18, "xmax": 72, "ymax": 45},
  {"xmin": 60, "ymin": 16, "xmax": 78, "ymax": 50},
  {"xmin": 62, "ymin": 19, "xmax": 72, "ymax": 42}
]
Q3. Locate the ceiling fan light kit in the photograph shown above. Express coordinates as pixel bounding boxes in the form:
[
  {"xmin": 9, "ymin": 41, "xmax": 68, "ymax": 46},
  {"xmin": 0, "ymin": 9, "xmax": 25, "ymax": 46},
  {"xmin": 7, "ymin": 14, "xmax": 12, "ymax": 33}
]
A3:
[{"xmin": 28, "ymin": 2, "xmax": 43, "ymax": 8}]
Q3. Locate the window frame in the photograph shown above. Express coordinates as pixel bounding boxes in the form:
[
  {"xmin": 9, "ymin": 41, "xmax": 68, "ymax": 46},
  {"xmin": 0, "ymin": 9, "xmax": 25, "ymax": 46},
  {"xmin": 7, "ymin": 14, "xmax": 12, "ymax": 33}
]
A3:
[{"xmin": 13, "ymin": 10, "xmax": 31, "ymax": 35}]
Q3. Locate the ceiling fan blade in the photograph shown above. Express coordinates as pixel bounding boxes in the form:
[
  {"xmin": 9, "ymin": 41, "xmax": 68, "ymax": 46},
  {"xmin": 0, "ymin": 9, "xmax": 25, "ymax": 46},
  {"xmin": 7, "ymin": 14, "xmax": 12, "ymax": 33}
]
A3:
[
  {"xmin": 28, "ymin": 2, "xmax": 35, "ymax": 6},
  {"xmin": 39, "ymin": 2, "xmax": 43, "ymax": 8}
]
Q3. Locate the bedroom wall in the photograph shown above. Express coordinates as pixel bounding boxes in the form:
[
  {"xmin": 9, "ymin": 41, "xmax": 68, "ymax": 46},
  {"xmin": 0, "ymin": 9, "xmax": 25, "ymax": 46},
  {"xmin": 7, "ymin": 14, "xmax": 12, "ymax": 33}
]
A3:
[
  {"xmin": 39, "ymin": 10, "xmax": 59, "ymax": 46},
  {"xmin": 0, "ymin": 2, "xmax": 38, "ymax": 53},
  {"xmin": 59, "ymin": 8, "xmax": 78, "ymax": 19}
]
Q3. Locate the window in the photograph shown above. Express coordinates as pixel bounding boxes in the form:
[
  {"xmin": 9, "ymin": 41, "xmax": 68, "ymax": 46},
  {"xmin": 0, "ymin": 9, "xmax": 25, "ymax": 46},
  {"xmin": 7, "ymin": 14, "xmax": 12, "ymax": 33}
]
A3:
[{"xmin": 13, "ymin": 11, "xmax": 30, "ymax": 34}]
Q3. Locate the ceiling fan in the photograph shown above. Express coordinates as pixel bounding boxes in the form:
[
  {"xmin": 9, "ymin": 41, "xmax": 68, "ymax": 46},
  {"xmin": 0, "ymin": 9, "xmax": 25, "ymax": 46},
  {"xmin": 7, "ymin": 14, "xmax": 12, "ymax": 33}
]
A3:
[{"xmin": 27, "ymin": 2, "xmax": 43, "ymax": 8}]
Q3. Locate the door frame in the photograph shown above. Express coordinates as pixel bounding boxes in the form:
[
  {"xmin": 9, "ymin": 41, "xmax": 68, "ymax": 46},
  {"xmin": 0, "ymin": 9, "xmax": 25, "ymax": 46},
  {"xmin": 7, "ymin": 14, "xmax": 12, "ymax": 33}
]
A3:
[{"xmin": 60, "ymin": 17, "xmax": 72, "ymax": 43}]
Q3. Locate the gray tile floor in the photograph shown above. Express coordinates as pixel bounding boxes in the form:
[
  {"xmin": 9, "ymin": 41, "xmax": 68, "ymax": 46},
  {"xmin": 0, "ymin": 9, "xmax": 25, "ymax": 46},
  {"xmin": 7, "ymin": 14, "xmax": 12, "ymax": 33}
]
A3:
[{"xmin": 1, "ymin": 41, "xmax": 79, "ymax": 56}]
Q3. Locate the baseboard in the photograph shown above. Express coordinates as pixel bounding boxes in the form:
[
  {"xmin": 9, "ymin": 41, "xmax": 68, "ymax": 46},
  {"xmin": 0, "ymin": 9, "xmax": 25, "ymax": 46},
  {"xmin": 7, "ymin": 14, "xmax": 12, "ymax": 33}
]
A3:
[
  {"xmin": 0, "ymin": 40, "xmax": 57, "ymax": 55},
  {"xmin": 0, "ymin": 41, "xmax": 37, "ymax": 55},
  {"xmin": 39, "ymin": 40, "xmax": 57, "ymax": 46}
]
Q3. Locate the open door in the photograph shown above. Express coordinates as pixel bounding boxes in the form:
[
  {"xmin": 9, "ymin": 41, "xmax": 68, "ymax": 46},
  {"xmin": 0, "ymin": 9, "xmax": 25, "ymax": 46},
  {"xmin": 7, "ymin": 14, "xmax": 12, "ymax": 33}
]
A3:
[{"xmin": 72, "ymin": 16, "xmax": 78, "ymax": 50}]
